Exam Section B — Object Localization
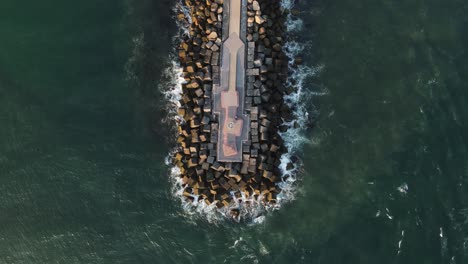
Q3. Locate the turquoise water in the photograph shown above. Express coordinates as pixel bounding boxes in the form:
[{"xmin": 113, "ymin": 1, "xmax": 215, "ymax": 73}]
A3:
[{"xmin": 0, "ymin": 0, "xmax": 467, "ymax": 263}]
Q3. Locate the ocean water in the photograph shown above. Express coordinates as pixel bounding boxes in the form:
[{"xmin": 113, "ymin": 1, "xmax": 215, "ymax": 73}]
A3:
[{"xmin": 0, "ymin": 0, "xmax": 467, "ymax": 263}]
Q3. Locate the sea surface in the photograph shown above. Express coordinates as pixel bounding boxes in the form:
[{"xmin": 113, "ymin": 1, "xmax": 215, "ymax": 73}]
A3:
[{"xmin": 1, "ymin": 0, "xmax": 467, "ymax": 263}]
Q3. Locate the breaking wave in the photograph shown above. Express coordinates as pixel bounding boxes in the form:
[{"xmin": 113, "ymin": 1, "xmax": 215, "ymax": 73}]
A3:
[
  {"xmin": 276, "ymin": 1, "xmax": 325, "ymax": 210},
  {"xmin": 159, "ymin": 59, "xmax": 184, "ymax": 125},
  {"xmin": 159, "ymin": 0, "xmax": 323, "ymax": 223}
]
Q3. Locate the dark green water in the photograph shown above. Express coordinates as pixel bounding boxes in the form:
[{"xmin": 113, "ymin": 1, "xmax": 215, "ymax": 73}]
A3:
[{"xmin": 1, "ymin": 0, "xmax": 467, "ymax": 263}]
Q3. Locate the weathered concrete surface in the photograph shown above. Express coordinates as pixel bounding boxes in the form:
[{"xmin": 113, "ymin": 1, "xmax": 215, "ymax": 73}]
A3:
[{"xmin": 214, "ymin": 0, "xmax": 249, "ymax": 162}]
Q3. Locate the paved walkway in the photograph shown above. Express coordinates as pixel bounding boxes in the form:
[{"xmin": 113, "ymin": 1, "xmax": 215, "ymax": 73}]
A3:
[{"xmin": 213, "ymin": 0, "xmax": 249, "ymax": 162}]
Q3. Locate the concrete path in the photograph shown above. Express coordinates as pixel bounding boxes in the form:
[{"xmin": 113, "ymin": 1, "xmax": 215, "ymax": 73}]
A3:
[{"xmin": 214, "ymin": 0, "xmax": 249, "ymax": 162}]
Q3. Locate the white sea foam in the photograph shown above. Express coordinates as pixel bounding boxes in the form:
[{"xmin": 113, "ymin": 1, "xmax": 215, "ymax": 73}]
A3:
[
  {"xmin": 158, "ymin": 59, "xmax": 185, "ymax": 125},
  {"xmin": 276, "ymin": 0, "xmax": 325, "ymax": 204},
  {"xmin": 397, "ymin": 182, "xmax": 408, "ymax": 194},
  {"xmin": 174, "ymin": 0, "xmax": 192, "ymax": 37},
  {"xmin": 161, "ymin": 0, "xmax": 322, "ymax": 223},
  {"xmin": 280, "ymin": 0, "xmax": 294, "ymax": 10}
]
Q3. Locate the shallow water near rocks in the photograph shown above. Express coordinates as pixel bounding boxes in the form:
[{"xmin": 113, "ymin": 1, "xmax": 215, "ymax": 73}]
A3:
[{"xmin": 1, "ymin": 0, "xmax": 468, "ymax": 263}]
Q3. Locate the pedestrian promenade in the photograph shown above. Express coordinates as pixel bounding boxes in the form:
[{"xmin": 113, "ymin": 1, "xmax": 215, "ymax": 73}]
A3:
[{"xmin": 213, "ymin": 0, "xmax": 249, "ymax": 162}]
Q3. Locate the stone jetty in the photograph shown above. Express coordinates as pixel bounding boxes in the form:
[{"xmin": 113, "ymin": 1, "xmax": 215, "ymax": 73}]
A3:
[{"xmin": 173, "ymin": 0, "xmax": 291, "ymax": 209}]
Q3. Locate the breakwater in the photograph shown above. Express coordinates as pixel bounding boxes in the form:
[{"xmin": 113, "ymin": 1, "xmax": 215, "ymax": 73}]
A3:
[{"xmin": 171, "ymin": 0, "xmax": 297, "ymax": 219}]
